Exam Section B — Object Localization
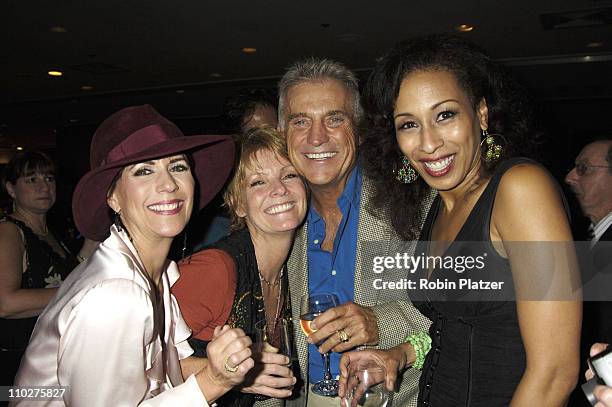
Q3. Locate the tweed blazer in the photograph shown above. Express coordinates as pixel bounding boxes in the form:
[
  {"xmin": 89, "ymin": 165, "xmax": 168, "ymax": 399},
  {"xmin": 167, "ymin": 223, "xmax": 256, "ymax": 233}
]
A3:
[{"xmin": 280, "ymin": 174, "xmax": 434, "ymax": 407}]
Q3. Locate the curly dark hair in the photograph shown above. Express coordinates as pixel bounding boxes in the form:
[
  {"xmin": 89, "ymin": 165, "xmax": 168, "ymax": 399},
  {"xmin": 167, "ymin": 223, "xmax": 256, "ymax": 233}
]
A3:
[
  {"xmin": 361, "ymin": 33, "xmax": 539, "ymax": 240},
  {"xmin": 222, "ymin": 87, "xmax": 278, "ymax": 134}
]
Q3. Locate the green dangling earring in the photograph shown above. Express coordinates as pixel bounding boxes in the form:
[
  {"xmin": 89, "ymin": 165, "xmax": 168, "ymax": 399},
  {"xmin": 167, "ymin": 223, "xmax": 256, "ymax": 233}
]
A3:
[
  {"xmin": 481, "ymin": 129, "xmax": 503, "ymax": 162},
  {"xmin": 395, "ymin": 155, "xmax": 419, "ymax": 184}
]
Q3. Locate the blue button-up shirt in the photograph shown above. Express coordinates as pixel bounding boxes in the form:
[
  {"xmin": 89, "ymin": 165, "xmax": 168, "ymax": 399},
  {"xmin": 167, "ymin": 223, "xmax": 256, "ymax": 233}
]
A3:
[{"xmin": 307, "ymin": 165, "xmax": 362, "ymax": 382}]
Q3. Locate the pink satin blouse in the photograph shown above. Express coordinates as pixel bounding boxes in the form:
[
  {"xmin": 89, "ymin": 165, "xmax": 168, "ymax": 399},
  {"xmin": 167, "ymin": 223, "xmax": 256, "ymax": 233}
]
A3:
[{"xmin": 11, "ymin": 225, "xmax": 209, "ymax": 406}]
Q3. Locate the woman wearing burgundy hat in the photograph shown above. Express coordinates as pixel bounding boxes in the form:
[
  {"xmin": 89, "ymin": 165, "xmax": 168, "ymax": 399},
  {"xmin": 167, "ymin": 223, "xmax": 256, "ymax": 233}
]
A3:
[{"xmin": 12, "ymin": 105, "xmax": 252, "ymax": 406}]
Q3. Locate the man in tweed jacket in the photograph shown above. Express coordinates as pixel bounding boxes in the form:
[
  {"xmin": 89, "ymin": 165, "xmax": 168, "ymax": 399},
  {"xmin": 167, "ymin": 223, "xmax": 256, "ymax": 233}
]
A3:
[{"xmin": 276, "ymin": 58, "xmax": 433, "ymax": 407}]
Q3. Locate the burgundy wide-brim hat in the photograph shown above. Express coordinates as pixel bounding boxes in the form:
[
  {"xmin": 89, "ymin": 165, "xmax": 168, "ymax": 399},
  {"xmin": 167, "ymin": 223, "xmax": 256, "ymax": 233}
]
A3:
[{"xmin": 73, "ymin": 104, "xmax": 234, "ymax": 241}]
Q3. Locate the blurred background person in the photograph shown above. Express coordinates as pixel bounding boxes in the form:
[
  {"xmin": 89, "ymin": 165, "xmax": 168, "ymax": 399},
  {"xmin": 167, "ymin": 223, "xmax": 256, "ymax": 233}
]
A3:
[
  {"xmin": 0, "ymin": 152, "xmax": 79, "ymax": 387},
  {"xmin": 182, "ymin": 88, "xmax": 279, "ymax": 255},
  {"xmin": 345, "ymin": 34, "xmax": 581, "ymax": 406},
  {"xmin": 565, "ymin": 138, "xmax": 612, "ymax": 279},
  {"xmin": 566, "ymin": 139, "xmax": 612, "ymax": 406},
  {"xmin": 174, "ymin": 126, "xmax": 307, "ymax": 406},
  {"xmin": 223, "ymin": 87, "xmax": 278, "ymax": 134},
  {"xmin": 12, "ymin": 105, "xmax": 251, "ymax": 406}
]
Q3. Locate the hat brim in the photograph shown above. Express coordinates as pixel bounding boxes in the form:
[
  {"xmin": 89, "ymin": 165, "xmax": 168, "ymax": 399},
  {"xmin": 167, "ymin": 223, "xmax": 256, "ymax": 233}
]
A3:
[{"xmin": 73, "ymin": 134, "xmax": 234, "ymax": 241}]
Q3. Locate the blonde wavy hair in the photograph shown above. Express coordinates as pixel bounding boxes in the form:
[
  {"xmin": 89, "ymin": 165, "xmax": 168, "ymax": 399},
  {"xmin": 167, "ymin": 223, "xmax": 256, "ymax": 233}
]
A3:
[{"xmin": 224, "ymin": 126, "xmax": 293, "ymax": 231}]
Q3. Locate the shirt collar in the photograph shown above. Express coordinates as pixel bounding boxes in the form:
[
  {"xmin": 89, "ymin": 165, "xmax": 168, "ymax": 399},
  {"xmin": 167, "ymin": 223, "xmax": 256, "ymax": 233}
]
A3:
[
  {"xmin": 307, "ymin": 165, "xmax": 362, "ymax": 223},
  {"xmin": 592, "ymin": 211, "xmax": 612, "ymax": 245}
]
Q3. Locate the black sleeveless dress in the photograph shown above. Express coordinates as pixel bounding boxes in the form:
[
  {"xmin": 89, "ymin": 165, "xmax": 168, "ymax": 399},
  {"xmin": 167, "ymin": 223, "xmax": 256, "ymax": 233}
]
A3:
[
  {"xmin": 413, "ymin": 159, "xmax": 533, "ymax": 406},
  {"xmin": 0, "ymin": 216, "xmax": 78, "ymax": 386}
]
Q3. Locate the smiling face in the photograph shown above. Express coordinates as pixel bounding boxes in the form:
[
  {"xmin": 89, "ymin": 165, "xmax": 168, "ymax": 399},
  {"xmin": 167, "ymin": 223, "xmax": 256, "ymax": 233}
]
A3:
[
  {"xmin": 284, "ymin": 79, "xmax": 357, "ymax": 195},
  {"xmin": 107, "ymin": 154, "xmax": 194, "ymax": 244},
  {"xmin": 6, "ymin": 172, "xmax": 56, "ymax": 215},
  {"xmin": 237, "ymin": 149, "xmax": 307, "ymax": 239},
  {"xmin": 393, "ymin": 69, "xmax": 488, "ymax": 193}
]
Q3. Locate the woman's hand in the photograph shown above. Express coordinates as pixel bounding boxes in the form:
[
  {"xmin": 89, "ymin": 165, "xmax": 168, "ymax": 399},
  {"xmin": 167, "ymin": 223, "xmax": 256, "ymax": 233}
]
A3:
[
  {"xmin": 239, "ymin": 350, "xmax": 295, "ymax": 398},
  {"xmin": 196, "ymin": 325, "xmax": 254, "ymax": 402}
]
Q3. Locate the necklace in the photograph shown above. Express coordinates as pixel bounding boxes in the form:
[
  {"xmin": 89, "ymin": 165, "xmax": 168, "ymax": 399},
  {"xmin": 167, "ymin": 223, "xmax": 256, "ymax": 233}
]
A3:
[
  {"xmin": 259, "ymin": 266, "xmax": 285, "ymax": 336},
  {"xmin": 258, "ymin": 266, "xmax": 284, "ymax": 286}
]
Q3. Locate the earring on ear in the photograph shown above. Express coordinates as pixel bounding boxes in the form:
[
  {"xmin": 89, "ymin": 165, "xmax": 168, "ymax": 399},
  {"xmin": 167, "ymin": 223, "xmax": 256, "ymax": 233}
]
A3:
[
  {"xmin": 480, "ymin": 129, "xmax": 504, "ymax": 162},
  {"xmin": 113, "ymin": 210, "xmax": 123, "ymax": 232},
  {"xmin": 395, "ymin": 155, "xmax": 419, "ymax": 184}
]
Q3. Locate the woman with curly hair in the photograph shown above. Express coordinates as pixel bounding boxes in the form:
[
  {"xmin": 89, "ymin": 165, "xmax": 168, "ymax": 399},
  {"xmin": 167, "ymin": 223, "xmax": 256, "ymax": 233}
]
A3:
[{"xmin": 339, "ymin": 34, "xmax": 581, "ymax": 406}]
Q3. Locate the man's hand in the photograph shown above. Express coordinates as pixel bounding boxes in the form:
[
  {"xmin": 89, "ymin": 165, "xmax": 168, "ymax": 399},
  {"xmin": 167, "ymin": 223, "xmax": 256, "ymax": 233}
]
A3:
[
  {"xmin": 239, "ymin": 351, "xmax": 296, "ymax": 398},
  {"xmin": 308, "ymin": 301, "xmax": 379, "ymax": 353}
]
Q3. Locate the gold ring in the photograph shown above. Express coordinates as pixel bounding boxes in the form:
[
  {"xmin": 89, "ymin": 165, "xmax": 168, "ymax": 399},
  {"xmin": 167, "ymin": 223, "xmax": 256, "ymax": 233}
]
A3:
[
  {"xmin": 337, "ymin": 329, "xmax": 350, "ymax": 343},
  {"xmin": 224, "ymin": 355, "xmax": 238, "ymax": 373}
]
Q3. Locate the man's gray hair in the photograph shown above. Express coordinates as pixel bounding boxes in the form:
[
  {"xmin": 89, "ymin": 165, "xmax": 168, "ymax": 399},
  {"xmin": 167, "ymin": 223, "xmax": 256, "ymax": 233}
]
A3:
[{"xmin": 277, "ymin": 57, "xmax": 363, "ymax": 129}]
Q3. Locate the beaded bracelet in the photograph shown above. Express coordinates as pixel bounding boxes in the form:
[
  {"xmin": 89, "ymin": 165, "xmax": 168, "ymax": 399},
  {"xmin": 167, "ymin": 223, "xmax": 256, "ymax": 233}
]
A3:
[{"xmin": 405, "ymin": 331, "xmax": 432, "ymax": 370}]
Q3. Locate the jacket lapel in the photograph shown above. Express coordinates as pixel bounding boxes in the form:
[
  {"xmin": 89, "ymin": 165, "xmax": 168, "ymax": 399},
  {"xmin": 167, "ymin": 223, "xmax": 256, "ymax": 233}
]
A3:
[
  {"xmin": 287, "ymin": 222, "xmax": 309, "ymax": 388},
  {"xmin": 354, "ymin": 177, "xmax": 391, "ymax": 307}
]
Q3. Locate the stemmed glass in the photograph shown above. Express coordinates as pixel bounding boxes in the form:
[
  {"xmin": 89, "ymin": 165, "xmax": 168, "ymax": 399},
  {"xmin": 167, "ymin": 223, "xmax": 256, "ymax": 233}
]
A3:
[
  {"xmin": 299, "ymin": 292, "xmax": 340, "ymax": 396},
  {"xmin": 341, "ymin": 361, "xmax": 389, "ymax": 407}
]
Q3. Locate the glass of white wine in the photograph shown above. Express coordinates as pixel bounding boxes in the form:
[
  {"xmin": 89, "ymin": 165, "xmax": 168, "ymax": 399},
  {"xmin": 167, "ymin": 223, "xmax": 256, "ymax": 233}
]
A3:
[{"xmin": 299, "ymin": 292, "xmax": 340, "ymax": 396}]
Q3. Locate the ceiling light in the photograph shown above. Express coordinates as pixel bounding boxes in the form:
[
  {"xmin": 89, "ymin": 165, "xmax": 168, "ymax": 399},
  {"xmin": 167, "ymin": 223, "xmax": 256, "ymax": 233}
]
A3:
[
  {"xmin": 584, "ymin": 55, "xmax": 593, "ymax": 61},
  {"xmin": 587, "ymin": 41, "xmax": 603, "ymax": 48},
  {"xmin": 242, "ymin": 47, "xmax": 257, "ymax": 54},
  {"xmin": 48, "ymin": 70, "xmax": 63, "ymax": 77},
  {"xmin": 16, "ymin": 146, "xmax": 24, "ymax": 151},
  {"xmin": 175, "ymin": 89, "xmax": 185, "ymax": 94},
  {"xmin": 209, "ymin": 73, "xmax": 222, "ymax": 78},
  {"xmin": 456, "ymin": 24, "xmax": 475, "ymax": 32},
  {"xmin": 80, "ymin": 85, "xmax": 94, "ymax": 91},
  {"xmin": 50, "ymin": 26, "xmax": 67, "ymax": 33}
]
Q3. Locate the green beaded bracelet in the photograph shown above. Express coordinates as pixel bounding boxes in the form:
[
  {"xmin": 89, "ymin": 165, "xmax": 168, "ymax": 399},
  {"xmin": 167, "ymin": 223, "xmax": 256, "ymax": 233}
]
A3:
[{"xmin": 405, "ymin": 331, "xmax": 432, "ymax": 370}]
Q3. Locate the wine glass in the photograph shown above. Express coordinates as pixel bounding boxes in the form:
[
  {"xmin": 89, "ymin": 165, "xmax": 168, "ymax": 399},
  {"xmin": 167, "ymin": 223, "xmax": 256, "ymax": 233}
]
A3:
[
  {"xmin": 341, "ymin": 361, "xmax": 389, "ymax": 407},
  {"xmin": 300, "ymin": 292, "xmax": 340, "ymax": 396}
]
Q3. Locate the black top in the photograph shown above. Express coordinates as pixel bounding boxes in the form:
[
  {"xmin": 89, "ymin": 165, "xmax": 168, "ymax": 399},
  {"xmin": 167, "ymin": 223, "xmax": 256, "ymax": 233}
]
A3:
[
  {"xmin": 413, "ymin": 159, "xmax": 534, "ymax": 407},
  {"xmin": 0, "ymin": 216, "xmax": 78, "ymax": 350},
  {"xmin": 185, "ymin": 228, "xmax": 292, "ymax": 407}
]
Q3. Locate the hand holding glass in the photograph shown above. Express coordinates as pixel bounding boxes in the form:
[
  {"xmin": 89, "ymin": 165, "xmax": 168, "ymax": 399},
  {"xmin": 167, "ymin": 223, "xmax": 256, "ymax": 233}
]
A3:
[
  {"xmin": 300, "ymin": 292, "xmax": 340, "ymax": 396},
  {"xmin": 341, "ymin": 361, "xmax": 389, "ymax": 407}
]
